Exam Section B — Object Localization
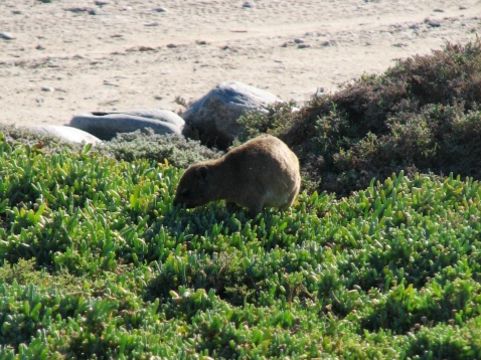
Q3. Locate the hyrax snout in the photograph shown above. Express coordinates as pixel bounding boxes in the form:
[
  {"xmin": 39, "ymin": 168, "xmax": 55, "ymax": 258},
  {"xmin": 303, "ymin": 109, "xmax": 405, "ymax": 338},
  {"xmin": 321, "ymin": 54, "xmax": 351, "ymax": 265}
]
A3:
[{"xmin": 174, "ymin": 134, "xmax": 301, "ymax": 214}]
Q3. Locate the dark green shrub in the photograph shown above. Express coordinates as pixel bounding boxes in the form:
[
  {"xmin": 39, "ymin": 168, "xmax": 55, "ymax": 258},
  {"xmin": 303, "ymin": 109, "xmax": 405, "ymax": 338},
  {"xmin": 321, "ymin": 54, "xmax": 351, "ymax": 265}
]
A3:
[
  {"xmin": 234, "ymin": 102, "xmax": 299, "ymax": 143},
  {"xmin": 277, "ymin": 40, "xmax": 481, "ymax": 194}
]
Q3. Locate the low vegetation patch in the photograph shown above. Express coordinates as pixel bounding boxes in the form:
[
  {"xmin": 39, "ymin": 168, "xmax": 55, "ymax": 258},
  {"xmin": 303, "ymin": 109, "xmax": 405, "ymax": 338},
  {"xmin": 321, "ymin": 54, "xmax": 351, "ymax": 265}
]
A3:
[
  {"xmin": 0, "ymin": 125, "xmax": 79, "ymax": 154},
  {"xmin": 2, "ymin": 135, "xmax": 481, "ymax": 358},
  {"xmin": 0, "ymin": 125, "xmax": 220, "ymax": 169},
  {"xmin": 105, "ymin": 129, "xmax": 222, "ymax": 168}
]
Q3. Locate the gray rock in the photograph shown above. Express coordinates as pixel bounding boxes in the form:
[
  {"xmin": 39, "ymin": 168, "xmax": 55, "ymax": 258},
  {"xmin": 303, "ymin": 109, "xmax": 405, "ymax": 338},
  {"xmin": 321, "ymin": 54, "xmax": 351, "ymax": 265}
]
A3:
[
  {"xmin": 182, "ymin": 81, "xmax": 283, "ymax": 147},
  {"xmin": 0, "ymin": 32, "xmax": 15, "ymax": 40},
  {"xmin": 64, "ymin": 7, "xmax": 96, "ymax": 15},
  {"xmin": 424, "ymin": 18, "xmax": 441, "ymax": 27},
  {"xmin": 94, "ymin": 1, "xmax": 109, "ymax": 7},
  {"xmin": 144, "ymin": 22, "xmax": 160, "ymax": 27},
  {"xmin": 70, "ymin": 110, "xmax": 185, "ymax": 140},
  {"xmin": 27, "ymin": 125, "xmax": 102, "ymax": 145}
]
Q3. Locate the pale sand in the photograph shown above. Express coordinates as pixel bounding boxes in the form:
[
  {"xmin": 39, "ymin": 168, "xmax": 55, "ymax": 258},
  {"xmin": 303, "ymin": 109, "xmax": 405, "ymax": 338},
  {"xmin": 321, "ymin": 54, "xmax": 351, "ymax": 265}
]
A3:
[{"xmin": 0, "ymin": 0, "xmax": 480, "ymax": 126}]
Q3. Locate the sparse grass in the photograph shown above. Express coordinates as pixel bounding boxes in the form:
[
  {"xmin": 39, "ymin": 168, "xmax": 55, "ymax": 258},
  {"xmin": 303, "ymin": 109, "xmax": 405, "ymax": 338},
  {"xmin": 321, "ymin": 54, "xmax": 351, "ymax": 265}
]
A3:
[{"xmin": 2, "ymin": 134, "xmax": 481, "ymax": 358}]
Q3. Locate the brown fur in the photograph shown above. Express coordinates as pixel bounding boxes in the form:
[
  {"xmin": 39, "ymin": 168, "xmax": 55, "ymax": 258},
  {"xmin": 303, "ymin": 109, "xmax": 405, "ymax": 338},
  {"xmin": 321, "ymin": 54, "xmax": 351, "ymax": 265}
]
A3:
[{"xmin": 174, "ymin": 134, "xmax": 301, "ymax": 214}]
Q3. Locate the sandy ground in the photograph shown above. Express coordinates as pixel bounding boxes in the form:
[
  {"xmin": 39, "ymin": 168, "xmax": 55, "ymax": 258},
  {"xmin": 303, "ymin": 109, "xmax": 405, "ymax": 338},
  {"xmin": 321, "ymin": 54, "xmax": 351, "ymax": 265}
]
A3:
[{"xmin": 0, "ymin": 0, "xmax": 480, "ymax": 127}]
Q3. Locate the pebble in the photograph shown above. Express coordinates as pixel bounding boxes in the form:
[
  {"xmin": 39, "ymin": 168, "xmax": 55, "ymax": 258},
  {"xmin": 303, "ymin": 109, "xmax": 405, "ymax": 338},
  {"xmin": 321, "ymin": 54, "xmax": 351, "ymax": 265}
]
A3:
[
  {"xmin": 166, "ymin": 43, "xmax": 177, "ymax": 48},
  {"xmin": 297, "ymin": 44, "xmax": 311, "ymax": 49},
  {"xmin": 126, "ymin": 45, "xmax": 156, "ymax": 52},
  {"xmin": 424, "ymin": 18, "xmax": 441, "ymax": 27},
  {"xmin": 242, "ymin": 1, "xmax": 253, "ymax": 8},
  {"xmin": 144, "ymin": 22, "xmax": 160, "ymax": 27},
  {"xmin": 41, "ymin": 86, "xmax": 55, "ymax": 92},
  {"xmin": 221, "ymin": 45, "xmax": 237, "ymax": 52},
  {"xmin": 293, "ymin": 38, "xmax": 304, "ymax": 44},
  {"xmin": 64, "ymin": 7, "xmax": 96, "ymax": 15},
  {"xmin": 0, "ymin": 32, "xmax": 15, "ymax": 40},
  {"xmin": 196, "ymin": 40, "xmax": 208, "ymax": 45},
  {"xmin": 36, "ymin": 44, "xmax": 46, "ymax": 50},
  {"xmin": 320, "ymin": 40, "xmax": 334, "ymax": 47},
  {"xmin": 433, "ymin": 8, "xmax": 444, "ymax": 12},
  {"xmin": 94, "ymin": 0, "xmax": 109, "ymax": 6},
  {"xmin": 139, "ymin": 46, "xmax": 156, "ymax": 51},
  {"xmin": 103, "ymin": 80, "xmax": 119, "ymax": 87},
  {"xmin": 153, "ymin": 7, "xmax": 166, "ymax": 12}
]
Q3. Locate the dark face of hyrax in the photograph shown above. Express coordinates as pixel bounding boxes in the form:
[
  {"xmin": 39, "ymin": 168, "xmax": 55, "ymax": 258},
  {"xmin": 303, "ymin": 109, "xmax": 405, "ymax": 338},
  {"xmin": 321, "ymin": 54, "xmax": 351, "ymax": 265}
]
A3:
[{"xmin": 174, "ymin": 166, "xmax": 210, "ymax": 208}]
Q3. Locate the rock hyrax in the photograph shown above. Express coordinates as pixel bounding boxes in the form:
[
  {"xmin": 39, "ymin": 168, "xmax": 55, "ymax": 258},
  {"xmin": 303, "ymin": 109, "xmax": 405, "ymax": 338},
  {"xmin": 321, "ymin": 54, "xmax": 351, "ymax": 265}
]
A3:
[{"xmin": 174, "ymin": 134, "xmax": 301, "ymax": 214}]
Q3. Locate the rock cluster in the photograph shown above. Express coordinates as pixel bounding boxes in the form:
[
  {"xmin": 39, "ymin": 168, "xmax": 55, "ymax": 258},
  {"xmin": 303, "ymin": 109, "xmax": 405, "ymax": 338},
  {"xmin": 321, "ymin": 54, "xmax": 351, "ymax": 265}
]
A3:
[
  {"xmin": 70, "ymin": 110, "xmax": 185, "ymax": 140},
  {"xmin": 33, "ymin": 81, "xmax": 283, "ymax": 148}
]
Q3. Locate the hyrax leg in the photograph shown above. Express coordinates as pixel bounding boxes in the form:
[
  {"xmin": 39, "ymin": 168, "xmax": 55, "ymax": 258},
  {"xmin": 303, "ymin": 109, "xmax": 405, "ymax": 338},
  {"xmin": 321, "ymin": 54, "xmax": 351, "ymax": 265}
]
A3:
[{"xmin": 243, "ymin": 194, "xmax": 266, "ymax": 216}]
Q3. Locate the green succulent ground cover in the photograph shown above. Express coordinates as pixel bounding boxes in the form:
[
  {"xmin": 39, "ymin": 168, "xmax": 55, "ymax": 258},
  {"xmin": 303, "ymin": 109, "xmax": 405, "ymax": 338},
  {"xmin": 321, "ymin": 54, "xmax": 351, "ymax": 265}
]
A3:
[{"xmin": 2, "ymin": 134, "xmax": 481, "ymax": 359}]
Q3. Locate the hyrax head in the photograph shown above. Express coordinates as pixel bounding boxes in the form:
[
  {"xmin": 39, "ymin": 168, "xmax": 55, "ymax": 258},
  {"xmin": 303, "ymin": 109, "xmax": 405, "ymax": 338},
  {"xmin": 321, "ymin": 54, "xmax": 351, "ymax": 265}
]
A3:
[{"xmin": 174, "ymin": 164, "xmax": 213, "ymax": 208}]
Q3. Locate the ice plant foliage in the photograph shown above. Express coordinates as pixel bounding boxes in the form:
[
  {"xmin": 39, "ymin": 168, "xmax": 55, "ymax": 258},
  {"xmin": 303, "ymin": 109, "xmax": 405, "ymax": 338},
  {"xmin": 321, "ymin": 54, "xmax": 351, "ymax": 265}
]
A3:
[{"xmin": 1, "ymin": 135, "xmax": 481, "ymax": 358}]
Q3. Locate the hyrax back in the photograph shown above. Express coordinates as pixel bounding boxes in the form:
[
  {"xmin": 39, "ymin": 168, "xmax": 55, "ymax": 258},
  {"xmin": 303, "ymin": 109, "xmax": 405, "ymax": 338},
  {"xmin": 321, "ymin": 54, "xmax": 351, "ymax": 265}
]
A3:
[{"xmin": 174, "ymin": 134, "xmax": 301, "ymax": 214}]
